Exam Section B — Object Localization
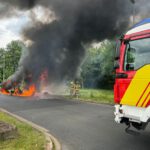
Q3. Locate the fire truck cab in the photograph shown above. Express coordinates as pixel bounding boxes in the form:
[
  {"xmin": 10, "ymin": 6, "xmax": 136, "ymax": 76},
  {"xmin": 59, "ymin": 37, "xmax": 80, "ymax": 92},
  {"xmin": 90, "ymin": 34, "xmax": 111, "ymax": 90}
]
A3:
[{"xmin": 114, "ymin": 18, "xmax": 150, "ymax": 130}]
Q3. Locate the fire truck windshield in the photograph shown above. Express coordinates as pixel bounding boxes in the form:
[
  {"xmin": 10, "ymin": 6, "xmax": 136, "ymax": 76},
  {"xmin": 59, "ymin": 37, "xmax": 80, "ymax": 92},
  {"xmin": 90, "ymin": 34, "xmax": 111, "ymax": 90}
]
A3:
[{"xmin": 124, "ymin": 38, "xmax": 150, "ymax": 71}]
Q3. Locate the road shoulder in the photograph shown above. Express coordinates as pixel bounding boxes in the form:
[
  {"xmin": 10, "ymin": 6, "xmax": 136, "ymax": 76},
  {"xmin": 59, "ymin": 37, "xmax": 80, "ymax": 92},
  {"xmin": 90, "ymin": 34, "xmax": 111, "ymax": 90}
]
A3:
[{"xmin": 0, "ymin": 108, "xmax": 61, "ymax": 150}]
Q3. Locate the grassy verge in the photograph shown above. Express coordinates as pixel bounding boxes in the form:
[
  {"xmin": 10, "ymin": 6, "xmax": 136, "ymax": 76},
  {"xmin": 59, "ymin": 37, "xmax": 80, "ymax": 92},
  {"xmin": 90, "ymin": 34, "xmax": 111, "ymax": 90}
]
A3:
[
  {"xmin": 66, "ymin": 89, "xmax": 114, "ymax": 104},
  {"xmin": 0, "ymin": 112, "xmax": 46, "ymax": 150}
]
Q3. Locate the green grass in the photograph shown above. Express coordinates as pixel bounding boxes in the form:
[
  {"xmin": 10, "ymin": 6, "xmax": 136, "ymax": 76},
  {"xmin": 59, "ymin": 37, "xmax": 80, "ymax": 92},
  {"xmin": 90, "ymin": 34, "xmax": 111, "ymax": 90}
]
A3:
[
  {"xmin": 66, "ymin": 89, "xmax": 114, "ymax": 104},
  {"xmin": 0, "ymin": 112, "xmax": 46, "ymax": 150}
]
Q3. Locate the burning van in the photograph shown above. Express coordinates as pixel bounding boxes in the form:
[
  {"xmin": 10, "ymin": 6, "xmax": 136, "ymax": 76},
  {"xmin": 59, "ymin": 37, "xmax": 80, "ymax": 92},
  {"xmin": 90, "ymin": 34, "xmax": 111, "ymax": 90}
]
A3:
[{"xmin": 114, "ymin": 18, "xmax": 150, "ymax": 130}]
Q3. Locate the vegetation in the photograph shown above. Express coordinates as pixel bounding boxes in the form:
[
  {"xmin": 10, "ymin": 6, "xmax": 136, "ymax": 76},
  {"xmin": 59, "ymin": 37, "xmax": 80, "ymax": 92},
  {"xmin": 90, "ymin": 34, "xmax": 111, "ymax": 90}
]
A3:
[
  {"xmin": 0, "ymin": 41, "xmax": 22, "ymax": 82},
  {"xmin": 79, "ymin": 89, "xmax": 114, "ymax": 104},
  {"xmin": 66, "ymin": 89, "xmax": 114, "ymax": 104},
  {"xmin": 80, "ymin": 40, "xmax": 115, "ymax": 89},
  {"xmin": 0, "ymin": 112, "xmax": 46, "ymax": 150}
]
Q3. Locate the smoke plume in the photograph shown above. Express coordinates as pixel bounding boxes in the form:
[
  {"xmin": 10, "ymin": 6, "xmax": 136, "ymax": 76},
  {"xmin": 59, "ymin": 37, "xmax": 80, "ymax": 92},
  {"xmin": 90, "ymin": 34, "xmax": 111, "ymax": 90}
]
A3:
[{"xmin": 0, "ymin": 0, "xmax": 145, "ymax": 88}]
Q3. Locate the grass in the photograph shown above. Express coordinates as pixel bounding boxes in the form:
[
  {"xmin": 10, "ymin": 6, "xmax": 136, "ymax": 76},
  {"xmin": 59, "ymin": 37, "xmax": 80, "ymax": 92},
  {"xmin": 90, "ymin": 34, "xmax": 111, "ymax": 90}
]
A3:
[
  {"xmin": 0, "ymin": 112, "xmax": 46, "ymax": 150},
  {"xmin": 66, "ymin": 89, "xmax": 114, "ymax": 104}
]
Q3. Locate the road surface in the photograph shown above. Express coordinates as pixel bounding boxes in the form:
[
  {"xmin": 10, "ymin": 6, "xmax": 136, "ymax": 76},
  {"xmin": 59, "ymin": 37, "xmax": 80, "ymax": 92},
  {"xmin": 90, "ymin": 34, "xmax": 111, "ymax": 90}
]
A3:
[{"xmin": 0, "ymin": 95, "xmax": 150, "ymax": 150}]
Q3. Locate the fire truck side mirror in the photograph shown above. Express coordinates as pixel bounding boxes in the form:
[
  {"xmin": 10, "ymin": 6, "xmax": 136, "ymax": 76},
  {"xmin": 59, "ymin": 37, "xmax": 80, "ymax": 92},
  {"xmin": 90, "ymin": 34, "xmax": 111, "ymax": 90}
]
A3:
[
  {"xmin": 114, "ymin": 60, "xmax": 120, "ymax": 69},
  {"xmin": 126, "ymin": 63, "xmax": 134, "ymax": 71},
  {"xmin": 115, "ymin": 41, "xmax": 121, "ymax": 60}
]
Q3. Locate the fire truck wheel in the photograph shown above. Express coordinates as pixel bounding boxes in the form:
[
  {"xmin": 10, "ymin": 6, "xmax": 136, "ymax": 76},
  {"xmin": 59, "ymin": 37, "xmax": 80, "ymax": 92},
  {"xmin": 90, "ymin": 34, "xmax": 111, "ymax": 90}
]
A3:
[{"xmin": 131, "ymin": 122, "xmax": 148, "ymax": 130}]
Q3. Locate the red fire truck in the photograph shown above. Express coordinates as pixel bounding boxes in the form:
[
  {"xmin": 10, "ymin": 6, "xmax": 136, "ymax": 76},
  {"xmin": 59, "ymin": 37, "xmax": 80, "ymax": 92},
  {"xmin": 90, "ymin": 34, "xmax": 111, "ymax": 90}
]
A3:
[{"xmin": 114, "ymin": 18, "xmax": 150, "ymax": 130}]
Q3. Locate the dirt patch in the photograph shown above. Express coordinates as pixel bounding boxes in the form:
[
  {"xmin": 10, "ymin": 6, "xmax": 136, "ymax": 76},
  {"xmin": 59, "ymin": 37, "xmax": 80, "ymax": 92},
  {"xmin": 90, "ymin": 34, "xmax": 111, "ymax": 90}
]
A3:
[{"xmin": 0, "ymin": 121, "xmax": 18, "ymax": 141}]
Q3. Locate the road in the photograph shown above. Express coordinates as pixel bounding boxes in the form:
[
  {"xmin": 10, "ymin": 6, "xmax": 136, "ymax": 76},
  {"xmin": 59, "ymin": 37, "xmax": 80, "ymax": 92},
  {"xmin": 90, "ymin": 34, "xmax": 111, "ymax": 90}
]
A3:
[{"xmin": 0, "ymin": 95, "xmax": 150, "ymax": 150}]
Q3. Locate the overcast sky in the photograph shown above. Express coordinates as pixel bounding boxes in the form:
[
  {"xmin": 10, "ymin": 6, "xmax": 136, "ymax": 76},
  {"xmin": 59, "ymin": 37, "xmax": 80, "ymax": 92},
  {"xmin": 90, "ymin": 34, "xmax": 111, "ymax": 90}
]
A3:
[
  {"xmin": 0, "ymin": 13, "xmax": 29, "ymax": 48},
  {"xmin": 0, "ymin": 5, "xmax": 56, "ymax": 48}
]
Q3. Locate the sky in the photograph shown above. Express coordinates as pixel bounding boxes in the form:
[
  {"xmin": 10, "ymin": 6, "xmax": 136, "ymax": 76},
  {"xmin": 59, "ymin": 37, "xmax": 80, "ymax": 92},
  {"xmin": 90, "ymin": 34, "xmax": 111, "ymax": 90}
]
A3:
[
  {"xmin": 0, "ymin": 5, "xmax": 56, "ymax": 48},
  {"xmin": 0, "ymin": 12, "xmax": 30, "ymax": 48}
]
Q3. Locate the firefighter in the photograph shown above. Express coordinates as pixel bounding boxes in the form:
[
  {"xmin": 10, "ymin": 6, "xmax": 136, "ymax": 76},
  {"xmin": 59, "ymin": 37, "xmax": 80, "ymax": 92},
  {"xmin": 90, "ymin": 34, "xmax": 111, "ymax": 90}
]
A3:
[
  {"xmin": 74, "ymin": 81, "xmax": 81, "ymax": 98},
  {"xmin": 70, "ymin": 81, "xmax": 75, "ymax": 96}
]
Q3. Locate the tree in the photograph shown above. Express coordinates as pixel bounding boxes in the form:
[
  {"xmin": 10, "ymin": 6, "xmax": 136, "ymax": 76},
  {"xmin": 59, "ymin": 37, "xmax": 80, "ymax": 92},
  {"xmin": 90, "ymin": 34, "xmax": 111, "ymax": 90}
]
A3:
[
  {"xmin": 0, "ymin": 48, "xmax": 5, "ymax": 82},
  {"xmin": 0, "ymin": 41, "xmax": 22, "ymax": 82},
  {"xmin": 80, "ymin": 40, "xmax": 115, "ymax": 89}
]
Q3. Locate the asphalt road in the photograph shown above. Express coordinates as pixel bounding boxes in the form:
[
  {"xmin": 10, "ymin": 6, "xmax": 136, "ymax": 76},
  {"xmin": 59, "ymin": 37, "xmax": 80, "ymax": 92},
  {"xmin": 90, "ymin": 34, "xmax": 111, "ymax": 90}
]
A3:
[{"xmin": 0, "ymin": 95, "xmax": 150, "ymax": 150}]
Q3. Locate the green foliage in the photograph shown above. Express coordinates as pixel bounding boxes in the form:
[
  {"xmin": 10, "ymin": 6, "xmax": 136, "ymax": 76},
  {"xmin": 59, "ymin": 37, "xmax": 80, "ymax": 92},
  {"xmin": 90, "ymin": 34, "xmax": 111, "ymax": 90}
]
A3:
[
  {"xmin": 0, "ymin": 112, "xmax": 46, "ymax": 150},
  {"xmin": 79, "ymin": 89, "xmax": 113, "ymax": 104},
  {"xmin": 0, "ymin": 41, "xmax": 22, "ymax": 82},
  {"xmin": 81, "ymin": 40, "xmax": 115, "ymax": 89}
]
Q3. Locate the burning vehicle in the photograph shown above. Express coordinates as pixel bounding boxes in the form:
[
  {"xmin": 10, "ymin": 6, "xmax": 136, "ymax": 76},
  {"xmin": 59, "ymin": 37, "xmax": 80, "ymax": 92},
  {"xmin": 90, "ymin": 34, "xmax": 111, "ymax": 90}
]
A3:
[
  {"xmin": 0, "ymin": 74, "xmax": 36, "ymax": 97},
  {"xmin": 1, "ymin": 84, "xmax": 36, "ymax": 97},
  {"xmin": 0, "ymin": 69, "xmax": 48, "ymax": 97}
]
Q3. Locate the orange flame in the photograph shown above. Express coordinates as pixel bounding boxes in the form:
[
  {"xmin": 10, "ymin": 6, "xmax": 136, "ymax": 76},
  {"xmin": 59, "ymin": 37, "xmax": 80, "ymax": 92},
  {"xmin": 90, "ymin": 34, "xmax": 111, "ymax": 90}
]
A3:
[{"xmin": 0, "ymin": 84, "xmax": 36, "ymax": 97}]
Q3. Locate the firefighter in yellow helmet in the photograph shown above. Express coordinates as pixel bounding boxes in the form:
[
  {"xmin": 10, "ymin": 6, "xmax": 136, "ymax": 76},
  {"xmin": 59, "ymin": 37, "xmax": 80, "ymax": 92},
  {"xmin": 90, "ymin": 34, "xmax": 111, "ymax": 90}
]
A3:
[{"xmin": 70, "ymin": 80, "xmax": 81, "ymax": 97}]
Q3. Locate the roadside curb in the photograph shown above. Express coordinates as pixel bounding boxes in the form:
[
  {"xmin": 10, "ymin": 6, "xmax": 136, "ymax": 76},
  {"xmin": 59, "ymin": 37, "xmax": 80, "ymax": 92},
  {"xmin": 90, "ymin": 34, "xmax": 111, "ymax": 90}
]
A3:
[
  {"xmin": 63, "ymin": 96, "xmax": 114, "ymax": 106},
  {"xmin": 0, "ymin": 108, "xmax": 61, "ymax": 150},
  {"xmin": 74, "ymin": 98, "xmax": 114, "ymax": 106}
]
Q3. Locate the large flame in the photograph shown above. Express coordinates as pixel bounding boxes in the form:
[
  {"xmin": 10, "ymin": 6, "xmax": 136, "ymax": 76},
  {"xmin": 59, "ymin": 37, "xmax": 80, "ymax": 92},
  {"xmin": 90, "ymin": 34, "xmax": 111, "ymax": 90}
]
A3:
[
  {"xmin": 0, "ymin": 84, "xmax": 36, "ymax": 97},
  {"xmin": 0, "ymin": 69, "xmax": 48, "ymax": 97}
]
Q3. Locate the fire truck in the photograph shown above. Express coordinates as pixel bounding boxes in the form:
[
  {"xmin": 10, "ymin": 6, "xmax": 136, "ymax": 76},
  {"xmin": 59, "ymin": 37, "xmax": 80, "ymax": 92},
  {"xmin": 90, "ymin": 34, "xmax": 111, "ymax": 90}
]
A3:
[{"xmin": 114, "ymin": 18, "xmax": 150, "ymax": 130}]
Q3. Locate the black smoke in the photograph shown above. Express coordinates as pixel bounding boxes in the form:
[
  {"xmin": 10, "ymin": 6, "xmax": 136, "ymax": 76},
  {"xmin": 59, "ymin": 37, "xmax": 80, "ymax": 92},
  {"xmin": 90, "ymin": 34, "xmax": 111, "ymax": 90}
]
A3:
[{"xmin": 0, "ymin": 0, "xmax": 134, "ymax": 87}]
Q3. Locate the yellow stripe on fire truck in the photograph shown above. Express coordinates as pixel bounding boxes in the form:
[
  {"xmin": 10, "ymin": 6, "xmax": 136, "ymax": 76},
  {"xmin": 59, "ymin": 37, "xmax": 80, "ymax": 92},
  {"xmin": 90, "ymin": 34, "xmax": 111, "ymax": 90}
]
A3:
[{"xmin": 121, "ymin": 65, "xmax": 150, "ymax": 107}]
